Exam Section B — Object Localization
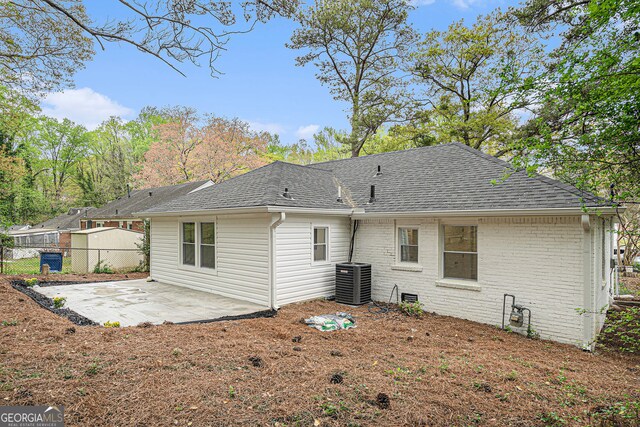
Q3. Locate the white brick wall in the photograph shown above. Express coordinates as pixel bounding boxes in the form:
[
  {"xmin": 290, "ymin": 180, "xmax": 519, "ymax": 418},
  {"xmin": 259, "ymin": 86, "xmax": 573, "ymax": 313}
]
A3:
[{"xmin": 352, "ymin": 215, "xmax": 609, "ymax": 346}]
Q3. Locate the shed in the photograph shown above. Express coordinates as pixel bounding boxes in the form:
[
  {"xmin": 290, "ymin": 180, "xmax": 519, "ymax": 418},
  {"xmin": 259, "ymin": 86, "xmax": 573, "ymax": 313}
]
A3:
[{"xmin": 70, "ymin": 227, "xmax": 143, "ymax": 273}]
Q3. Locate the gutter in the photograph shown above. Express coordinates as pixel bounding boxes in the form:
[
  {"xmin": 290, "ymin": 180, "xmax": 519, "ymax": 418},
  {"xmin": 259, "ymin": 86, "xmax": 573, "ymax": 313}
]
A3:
[
  {"xmin": 269, "ymin": 212, "xmax": 286, "ymax": 309},
  {"xmin": 136, "ymin": 205, "xmax": 622, "ymax": 220},
  {"xmin": 351, "ymin": 207, "xmax": 622, "ymax": 219}
]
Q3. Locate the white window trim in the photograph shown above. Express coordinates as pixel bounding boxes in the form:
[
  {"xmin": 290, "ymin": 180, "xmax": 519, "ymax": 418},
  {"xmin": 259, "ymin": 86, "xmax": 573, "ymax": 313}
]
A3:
[
  {"xmin": 199, "ymin": 222, "xmax": 217, "ymax": 270},
  {"xmin": 440, "ymin": 223, "xmax": 479, "ymax": 283},
  {"xmin": 178, "ymin": 219, "xmax": 217, "ymax": 272},
  {"xmin": 311, "ymin": 224, "xmax": 331, "ymax": 265},
  {"xmin": 396, "ymin": 225, "xmax": 420, "ymax": 265}
]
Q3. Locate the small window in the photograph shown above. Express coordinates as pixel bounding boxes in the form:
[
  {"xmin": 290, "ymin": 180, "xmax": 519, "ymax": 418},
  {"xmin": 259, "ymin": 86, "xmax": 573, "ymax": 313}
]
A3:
[
  {"xmin": 200, "ymin": 222, "xmax": 216, "ymax": 269},
  {"xmin": 182, "ymin": 222, "xmax": 195, "ymax": 266},
  {"xmin": 313, "ymin": 227, "xmax": 328, "ymax": 262},
  {"xmin": 443, "ymin": 225, "xmax": 477, "ymax": 280},
  {"xmin": 398, "ymin": 228, "xmax": 419, "ymax": 263}
]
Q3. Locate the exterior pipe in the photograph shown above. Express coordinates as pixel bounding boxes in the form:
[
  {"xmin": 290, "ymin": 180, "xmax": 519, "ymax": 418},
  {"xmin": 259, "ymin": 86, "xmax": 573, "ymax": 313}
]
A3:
[{"xmin": 269, "ymin": 212, "xmax": 286, "ymax": 309}]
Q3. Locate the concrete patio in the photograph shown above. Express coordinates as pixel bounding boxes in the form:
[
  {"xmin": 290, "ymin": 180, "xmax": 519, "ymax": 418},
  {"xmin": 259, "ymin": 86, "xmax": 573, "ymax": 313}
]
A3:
[{"xmin": 37, "ymin": 279, "xmax": 270, "ymax": 326}]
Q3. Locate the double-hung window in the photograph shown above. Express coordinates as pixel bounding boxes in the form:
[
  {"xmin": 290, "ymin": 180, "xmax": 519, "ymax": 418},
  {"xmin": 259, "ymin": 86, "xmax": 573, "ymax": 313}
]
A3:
[
  {"xmin": 398, "ymin": 228, "xmax": 419, "ymax": 263},
  {"xmin": 443, "ymin": 225, "xmax": 477, "ymax": 280},
  {"xmin": 182, "ymin": 222, "xmax": 196, "ymax": 266},
  {"xmin": 200, "ymin": 223, "xmax": 216, "ymax": 269},
  {"xmin": 313, "ymin": 226, "xmax": 328, "ymax": 262},
  {"xmin": 181, "ymin": 221, "xmax": 216, "ymax": 269}
]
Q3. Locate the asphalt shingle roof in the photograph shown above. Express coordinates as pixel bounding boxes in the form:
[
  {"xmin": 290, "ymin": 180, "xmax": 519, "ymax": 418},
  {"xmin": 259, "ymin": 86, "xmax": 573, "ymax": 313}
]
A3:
[
  {"xmin": 33, "ymin": 207, "xmax": 97, "ymax": 231},
  {"xmin": 142, "ymin": 143, "xmax": 608, "ymax": 215},
  {"xmin": 89, "ymin": 180, "xmax": 211, "ymax": 219},
  {"xmin": 145, "ymin": 162, "xmax": 347, "ymax": 213}
]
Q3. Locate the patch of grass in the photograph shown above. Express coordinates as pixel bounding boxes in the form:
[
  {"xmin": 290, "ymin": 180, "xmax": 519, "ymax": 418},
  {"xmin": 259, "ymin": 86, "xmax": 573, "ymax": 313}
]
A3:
[
  {"xmin": 1, "ymin": 320, "xmax": 18, "ymax": 327},
  {"xmin": 505, "ymin": 370, "xmax": 518, "ymax": 381},
  {"xmin": 85, "ymin": 362, "xmax": 101, "ymax": 377},
  {"xmin": 539, "ymin": 411, "xmax": 566, "ymax": 426},
  {"xmin": 438, "ymin": 358, "xmax": 449, "ymax": 374},
  {"xmin": 1, "ymin": 257, "xmax": 72, "ymax": 275},
  {"xmin": 320, "ymin": 401, "xmax": 349, "ymax": 418}
]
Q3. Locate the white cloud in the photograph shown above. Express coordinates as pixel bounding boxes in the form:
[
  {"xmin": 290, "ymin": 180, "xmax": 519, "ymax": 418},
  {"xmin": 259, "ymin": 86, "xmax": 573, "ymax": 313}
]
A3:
[
  {"xmin": 248, "ymin": 121, "xmax": 286, "ymax": 135},
  {"xmin": 41, "ymin": 88, "xmax": 134, "ymax": 130},
  {"xmin": 411, "ymin": 0, "xmax": 436, "ymax": 5},
  {"xmin": 450, "ymin": 0, "xmax": 480, "ymax": 9},
  {"xmin": 295, "ymin": 124, "xmax": 320, "ymax": 140}
]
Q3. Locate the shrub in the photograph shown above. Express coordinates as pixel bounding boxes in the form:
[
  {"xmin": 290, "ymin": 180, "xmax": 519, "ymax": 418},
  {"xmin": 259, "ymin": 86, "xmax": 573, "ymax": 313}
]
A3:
[
  {"xmin": 24, "ymin": 278, "xmax": 39, "ymax": 287},
  {"xmin": 53, "ymin": 297, "xmax": 66, "ymax": 309},
  {"xmin": 103, "ymin": 321, "xmax": 120, "ymax": 328},
  {"xmin": 399, "ymin": 301, "xmax": 424, "ymax": 317},
  {"xmin": 598, "ymin": 307, "xmax": 640, "ymax": 353}
]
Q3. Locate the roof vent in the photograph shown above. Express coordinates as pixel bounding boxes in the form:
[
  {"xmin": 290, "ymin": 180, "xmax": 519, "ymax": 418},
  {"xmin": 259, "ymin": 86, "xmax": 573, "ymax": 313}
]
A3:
[
  {"xmin": 375, "ymin": 165, "xmax": 382, "ymax": 176},
  {"xmin": 127, "ymin": 184, "xmax": 131, "ymax": 198},
  {"xmin": 149, "ymin": 191, "xmax": 153, "ymax": 197},
  {"xmin": 337, "ymin": 186, "xmax": 343, "ymax": 203},
  {"xmin": 368, "ymin": 185, "xmax": 376, "ymax": 204},
  {"xmin": 282, "ymin": 188, "xmax": 293, "ymax": 199},
  {"xmin": 115, "ymin": 209, "xmax": 119, "ymax": 215}
]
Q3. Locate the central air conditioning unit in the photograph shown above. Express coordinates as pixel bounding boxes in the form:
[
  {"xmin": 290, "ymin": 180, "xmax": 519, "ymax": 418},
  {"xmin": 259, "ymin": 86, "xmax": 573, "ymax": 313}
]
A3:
[{"xmin": 335, "ymin": 263, "xmax": 371, "ymax": 305}]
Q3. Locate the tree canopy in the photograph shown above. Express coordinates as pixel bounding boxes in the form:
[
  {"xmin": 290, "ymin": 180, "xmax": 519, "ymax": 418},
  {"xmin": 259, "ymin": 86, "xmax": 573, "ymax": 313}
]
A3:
[
  {"xmin": 409, "ymin": 11, "xmax": 544, "ymax": 157},
  {"xmin": 1, "ymin": 0, "xmax": 295, "ymax": 94},
  {"xmin": 288, "ymin": 0, "xmax": 417, "ymax": 157}
]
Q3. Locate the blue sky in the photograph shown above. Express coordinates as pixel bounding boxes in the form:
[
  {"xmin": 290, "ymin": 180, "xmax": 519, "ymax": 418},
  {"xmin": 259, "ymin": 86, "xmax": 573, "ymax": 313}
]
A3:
[{"xmin": 41, "ymin": 0, "xmax": 519, "ymax": 144}]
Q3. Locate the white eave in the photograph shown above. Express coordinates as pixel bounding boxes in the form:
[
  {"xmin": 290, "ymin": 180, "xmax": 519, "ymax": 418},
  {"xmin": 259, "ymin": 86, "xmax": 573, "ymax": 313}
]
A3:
[{"xmin": 135, "ymin": 205, "xmax": 621, "ymax": 218}]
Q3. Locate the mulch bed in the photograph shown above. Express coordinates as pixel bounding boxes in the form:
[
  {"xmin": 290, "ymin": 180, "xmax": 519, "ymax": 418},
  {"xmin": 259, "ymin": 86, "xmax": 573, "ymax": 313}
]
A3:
[
  {"xmin": 10, "ymin": 280, "xmax": 98, "ymax": 326},
  {"xmin": 1, "ymin": 275, "xmax": 639, "ymax": 426}
]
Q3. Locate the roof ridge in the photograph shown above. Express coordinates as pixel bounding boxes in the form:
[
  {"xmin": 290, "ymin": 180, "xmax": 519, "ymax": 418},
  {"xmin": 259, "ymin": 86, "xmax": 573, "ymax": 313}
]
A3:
[
  {"xmin": 311, "ymin": 143, "xmax": 452, "ymax": 166},
  {"xmin": 275, "ymin": 160, "xmax": 334, "ymax": 173},
  {"xmin": 131, "ymin": 179, "xmax": 210, "ymax": 193}
]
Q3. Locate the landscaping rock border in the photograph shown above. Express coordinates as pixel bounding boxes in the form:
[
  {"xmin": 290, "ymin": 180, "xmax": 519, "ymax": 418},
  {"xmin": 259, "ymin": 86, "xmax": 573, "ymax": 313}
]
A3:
[{"xmin": 10, "ymin": 280, "xmax": 99, "ymax": 326}]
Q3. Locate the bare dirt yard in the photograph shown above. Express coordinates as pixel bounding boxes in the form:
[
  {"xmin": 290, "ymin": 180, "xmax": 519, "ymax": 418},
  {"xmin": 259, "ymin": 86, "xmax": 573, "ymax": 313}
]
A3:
[{"xmin": 1, "ymin": 274, "xmax": 639, "ymax": 426}]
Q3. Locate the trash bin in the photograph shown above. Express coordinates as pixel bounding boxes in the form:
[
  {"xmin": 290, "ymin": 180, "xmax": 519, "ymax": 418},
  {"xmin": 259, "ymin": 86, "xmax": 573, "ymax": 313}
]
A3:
[{"xmin": 40, "ymin": 252, "xmax": 63, "ymax": 273}]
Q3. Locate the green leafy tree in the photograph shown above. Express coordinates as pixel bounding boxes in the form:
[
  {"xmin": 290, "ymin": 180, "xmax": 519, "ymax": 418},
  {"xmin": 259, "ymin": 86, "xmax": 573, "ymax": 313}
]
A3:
[
  {"xmin": 1, "ymin": 1, "xmax": 295, "ymax": 95},
  {"xmin": 514, "ymin": 0, "xmax": 640, "ymax": 262},
  {"xmin": 410, "ymin": 11, "xmax": 544, "ymax": 156},
  {"xmin": 288, "ymin": 0, "xmax": 417, "ymax": 157},
  {"xmin": 32, "ymin": 117, "xmax": 88, "ymax": 208}
]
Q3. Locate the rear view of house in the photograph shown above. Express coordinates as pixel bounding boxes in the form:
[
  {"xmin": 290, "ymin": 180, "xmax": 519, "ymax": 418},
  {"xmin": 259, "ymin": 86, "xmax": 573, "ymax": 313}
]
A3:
[{"xmin": 138, "ymin": 143, "xmax": 618, "ymax": 348}]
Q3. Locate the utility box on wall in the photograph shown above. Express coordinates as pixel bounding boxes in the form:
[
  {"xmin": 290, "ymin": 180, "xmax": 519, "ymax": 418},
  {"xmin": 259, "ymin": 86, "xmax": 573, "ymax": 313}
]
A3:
[{"xmin": 335, "ymin": 262, "xmax": 372, "ymax": 305}]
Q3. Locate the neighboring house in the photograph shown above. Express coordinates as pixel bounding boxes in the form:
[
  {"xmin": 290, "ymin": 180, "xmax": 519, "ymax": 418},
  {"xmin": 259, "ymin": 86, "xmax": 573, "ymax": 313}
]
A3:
[
  {"xmin": 138, "ymin": 143, "xmax": 619, "ymax": 348},
  {"xmin": 7, "ymin": 208, "xmax": 95, "ymax": 258},
  {"xmin": 80, "ymin": 180, "xmax": 214, "ymax": 232}
]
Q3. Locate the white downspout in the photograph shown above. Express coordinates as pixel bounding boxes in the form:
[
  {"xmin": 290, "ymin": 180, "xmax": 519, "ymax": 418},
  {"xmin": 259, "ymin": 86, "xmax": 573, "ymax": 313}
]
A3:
[{"xmin": 269, "ymin": 212, "xmax": 286, "ymax": 309}]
